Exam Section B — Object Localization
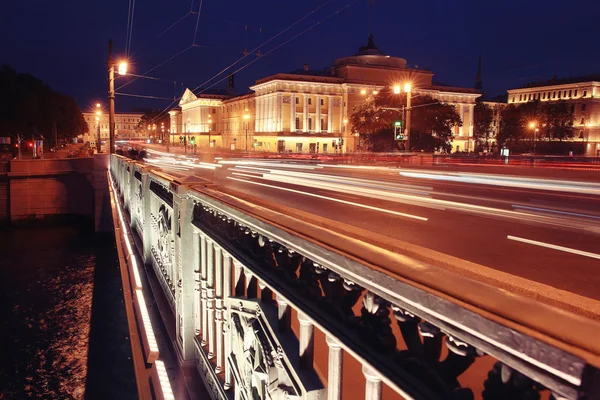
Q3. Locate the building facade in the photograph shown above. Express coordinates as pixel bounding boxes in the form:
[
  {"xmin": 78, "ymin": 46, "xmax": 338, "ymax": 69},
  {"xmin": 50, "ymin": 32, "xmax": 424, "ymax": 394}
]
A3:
[
  {"xmin": 82, "ymin": 111, "xmax": 145, "ymax": 144},
  {"xmin": 507, "ymin": 78, "xmax": 600, "ymax": 156},
  {"xmin": 171, "ymin": 37, "xmax": 480, "ymax": 153}
]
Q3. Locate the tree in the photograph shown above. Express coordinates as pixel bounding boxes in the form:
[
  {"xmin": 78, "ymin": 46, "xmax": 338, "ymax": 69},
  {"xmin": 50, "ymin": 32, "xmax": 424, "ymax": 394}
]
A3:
[
  {"xmin": 541, "ymin": 101, "xmax": 574, "ymax": 141},
  {"xmin": 0, "ymin": 65, "xmax": 87, "ymax": 149},
  {"xmin": 349, "ymin": 89, "xmax": 461, "ymax": 152},
  {"xmin": 137, "ymin": 109, "xmax": 170, "ymax": 137},
  {"xmin": 473, "ymin": 101, "xmax": 493, "ymax": 151},
  {"xmin": 497, "ymin": 105, "xmax": 523, "ymax": 147}
]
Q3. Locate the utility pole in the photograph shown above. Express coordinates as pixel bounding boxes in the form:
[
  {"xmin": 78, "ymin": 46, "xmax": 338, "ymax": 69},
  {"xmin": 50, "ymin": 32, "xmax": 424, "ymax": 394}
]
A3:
[{"xmin": 108, "ymin": 40, "xmax": 116, "ymax": 154}]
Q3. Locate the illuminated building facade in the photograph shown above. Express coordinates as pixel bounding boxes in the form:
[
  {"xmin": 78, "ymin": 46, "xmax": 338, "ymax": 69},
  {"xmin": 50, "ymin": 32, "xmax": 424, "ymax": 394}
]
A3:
[
  {"xmin": 507, "ymin": 78, "xmax": 600, "ymax": 156},
  {"xmin": 82, "ymin": 111, "xmax": 145, "ymax": 143},
  {"xmin": 171, "ymin": 36, "xmax": 480, "ymax": 153}
]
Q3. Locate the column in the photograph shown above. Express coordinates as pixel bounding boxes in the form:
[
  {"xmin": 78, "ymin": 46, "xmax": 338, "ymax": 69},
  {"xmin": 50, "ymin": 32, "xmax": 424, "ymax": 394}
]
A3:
[
  {"xmin": 255, "ymin": 97, "xmax": 261, "ymax": 133},
  {"xmin": 316, "ymin": 96, "xmax": 321, "ymax": 132},
  {"xmin": 214, "ymin": 247, "xmax": 224, "ymax": 372},
  {"xmin": 223, "ymin": 253, "xmax": 233, "ymax": 389},
  {"xmin": 362, "ymin": 364, "xmax": 382, "ymax": 400},
  {"xmin": 277, "ymin": 93, "xmax": 283, "ymax": 132},
  {"xmin": 200, "ymin": 234, "xmax": 208, "ymax": 345},
  {"xmin": 298, "ymin": 312, "xmax": 314, "ymax": 369},
  {"xmin": 326, "ymin": 336, "xmax": 343, "ymax": 400},
  {"xmin": 207, "ymin": 239, "xmax": 216, "ymax": 359},
  {"xmin": 328, "ymin": 97, "xmax": 334, "ymax": 133},
  {"xmin": 303, "ymin": 95, "xmax": 309, "ymax": 132},
  {"xmin": 290, "ymin": 94, "xmax": 296, "ymax": 132},
  {"xmin": 459, "ymin": 104, "xmax": 465, "ymax": 137},
  {"xmin": 469, "ymin": 103, "xmax": 475, "ymax": 136}
]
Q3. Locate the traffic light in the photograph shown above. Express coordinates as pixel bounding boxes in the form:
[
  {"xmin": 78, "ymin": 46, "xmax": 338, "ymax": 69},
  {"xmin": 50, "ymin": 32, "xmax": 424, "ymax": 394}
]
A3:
[
  {"xmin": 394, "ymin": 121, "xmax": 402, "ymax": 127},
  {"xmin": 395, "ymin": 132, "xmax": 404, "ymax": 140},
  {"xmin": 190, "ymin": 136, "xmax": 195, "ymax": 145}
]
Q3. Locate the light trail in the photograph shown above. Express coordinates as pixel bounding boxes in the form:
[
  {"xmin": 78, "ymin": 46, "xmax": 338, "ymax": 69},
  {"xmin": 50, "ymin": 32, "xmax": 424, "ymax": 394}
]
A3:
[
  {"xmin": 507, "ymin": 236, "xmax": 600, "ymax": 260},
  {"xmin": 399, "ymin": 170, "xmax": 600, "ymax": 195},
  {"xmin": 512, "ymin": 205, "xmax": 600, "ymax": 221},
  {"xmin": 227, "ymin": 176, "xmax": 429, "ymax": 221}
]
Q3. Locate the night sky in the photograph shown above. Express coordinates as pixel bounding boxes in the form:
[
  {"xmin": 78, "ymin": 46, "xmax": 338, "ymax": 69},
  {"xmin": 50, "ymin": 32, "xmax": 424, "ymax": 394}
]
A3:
[{"xmin": 1, "ymin": 0, "xmax": 599, "ymax": 112}]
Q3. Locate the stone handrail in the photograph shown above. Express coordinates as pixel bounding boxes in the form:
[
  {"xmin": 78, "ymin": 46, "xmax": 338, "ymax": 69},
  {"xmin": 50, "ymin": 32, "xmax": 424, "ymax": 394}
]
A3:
[{"xmin": 109, "ymin": 154, "xmax": 600, "ymax": 400}]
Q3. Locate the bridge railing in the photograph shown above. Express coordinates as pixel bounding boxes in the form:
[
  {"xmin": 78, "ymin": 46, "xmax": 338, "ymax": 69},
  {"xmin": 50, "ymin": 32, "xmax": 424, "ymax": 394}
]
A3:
[{"xmin": 109, "ymin": 154, "xmax": 600, "ymax": 400}]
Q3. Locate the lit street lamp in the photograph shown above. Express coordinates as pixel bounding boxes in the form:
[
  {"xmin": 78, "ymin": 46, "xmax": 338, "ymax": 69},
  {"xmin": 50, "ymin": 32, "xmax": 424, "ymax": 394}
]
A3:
[
  {"xmin": 529, "ymin": 122, "xmax": 538, "ymax": 155},
  {"xmin": 243, "ymin": 113, "xmax": 250, "ymax": 151},
  {"xmin": 107, "ymin": 39, "xmax": 127, "ymax": 154},
  {"xmin": 95, "ymin": 104, "xmax": 102, "ymax": 153},
  {"xmin": 391, "ymin": 83, "xmax": 412, "ymax": 151}
]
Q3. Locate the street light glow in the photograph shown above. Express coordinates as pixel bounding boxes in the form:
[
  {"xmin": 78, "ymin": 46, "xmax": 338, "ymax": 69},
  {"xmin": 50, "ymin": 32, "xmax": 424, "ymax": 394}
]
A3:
[
  {"xmin": 243, "ymin": 114, "xmax": 250, "ymax": 120},
  {"xmin": 393, "ymin": 85, "xmax": 401, "ymax": 94},
  {"xmin": 404, "ymin": 83, "xmax": 412, "ymax": 93},
  {"xmin": 529, "ymin": 122, "xmax": 536, "ymax": 128},
  {"xmin": 96, "ymin": 103, "xmax": 101, "ymax": 108},
  {"xmin": 360, "ymin": 89, "xmax": 366, "ymax": 95},
  {"xmin": 118, "ymin": 62, "xmax": 128, "ymax": 76},
  {"xmin": 343, "ymin": 118, "xmax": 348, "ymax": 125},
  {"xmin": 96, "ymin": 110, "xmax": 101, "ymax": 116}
]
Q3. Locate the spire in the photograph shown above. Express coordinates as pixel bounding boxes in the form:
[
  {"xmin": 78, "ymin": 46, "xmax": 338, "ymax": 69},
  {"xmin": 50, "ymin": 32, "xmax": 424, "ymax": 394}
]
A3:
[
  {"xmin": 369, "ymin": 0, "xmax": 375, "ymax": 37},
  {"xmin": 475, "ymin": 52, "xmax": 483, "ymax": 91},
  {"xmin": 356, "ymin": 0, "xmax": 383, "ymax": 55}
]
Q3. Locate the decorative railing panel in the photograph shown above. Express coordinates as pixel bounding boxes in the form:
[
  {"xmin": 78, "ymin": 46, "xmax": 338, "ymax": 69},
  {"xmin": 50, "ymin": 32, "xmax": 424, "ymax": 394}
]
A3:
[{"xmin": 109, "ymin": 155, "xmax": 600, "ymax": 400}]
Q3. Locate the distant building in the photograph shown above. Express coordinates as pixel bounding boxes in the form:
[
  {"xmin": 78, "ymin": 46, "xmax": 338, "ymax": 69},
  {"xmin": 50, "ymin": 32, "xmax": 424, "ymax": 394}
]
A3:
[
  {"xmin": 170, "ymin": 36, "xmax": 480, "ymax": 153},
  {"xmin": 81, "ymin": 111, "xmax": 145, "ymax": 144},
  {"xmin": 507, "ymin": 76, "xmax": 600, "ymax": 156},
  {"xmin": 480, "ymin": 101, "xmax": 506, "ymax": 152}
]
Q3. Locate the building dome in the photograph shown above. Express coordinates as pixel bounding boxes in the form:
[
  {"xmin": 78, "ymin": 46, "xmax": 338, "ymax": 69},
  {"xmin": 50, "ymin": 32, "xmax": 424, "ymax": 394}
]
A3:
[{"xmin": 333, "ymin": 35, "xmax": 407, "ymax": 69}]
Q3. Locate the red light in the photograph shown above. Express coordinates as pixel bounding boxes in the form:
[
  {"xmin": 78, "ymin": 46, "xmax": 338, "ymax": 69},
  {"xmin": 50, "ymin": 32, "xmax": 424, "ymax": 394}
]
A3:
[
  {"xmin": 28, "ymin": 142, "xmax": 33, "ymax": 147},
  {"xmin": 15, "ymin": 144, "xmax": 18, "ymax": 148}
]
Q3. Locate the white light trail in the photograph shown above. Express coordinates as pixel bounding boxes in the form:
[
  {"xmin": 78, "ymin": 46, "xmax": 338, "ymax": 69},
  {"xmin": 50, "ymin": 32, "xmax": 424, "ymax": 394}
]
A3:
[
  {"xmin": 228, "ymin": 176, "xmax": 429, "ymax": 221},
  {"xmin": 507, "ymin": 236, "xmax": 600, "ymax": 260},
  {"xmin": 512, "ymin": 205, "xmax": 600, "ymax": 221},
  {"xmin": 399, "ymin": 170, "xmax": 600, "ymax": 195}
]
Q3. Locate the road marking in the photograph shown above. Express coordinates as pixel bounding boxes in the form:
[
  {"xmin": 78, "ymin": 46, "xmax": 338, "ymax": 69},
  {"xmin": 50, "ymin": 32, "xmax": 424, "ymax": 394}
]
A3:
[
  {"xmin": 507, "ymin": 235, "xmax": 600, "ymax": 260},
  {"xmin": 228, "ymin": 176, "xmax": 428, "ymax": 222}
]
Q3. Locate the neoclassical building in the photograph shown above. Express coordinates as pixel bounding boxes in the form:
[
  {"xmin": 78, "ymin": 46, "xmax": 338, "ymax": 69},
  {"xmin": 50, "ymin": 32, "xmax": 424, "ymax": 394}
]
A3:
[
  {"xmin": 170, "ymin": 36, "xmax": 480, "ymax": 153},
  {"xmin": 507, "ymin": 76, "xmax": 600, "ymax": 156},
  {"xmin": 82, "ymin": 111, "xmax": 145, "ymax": 144}
]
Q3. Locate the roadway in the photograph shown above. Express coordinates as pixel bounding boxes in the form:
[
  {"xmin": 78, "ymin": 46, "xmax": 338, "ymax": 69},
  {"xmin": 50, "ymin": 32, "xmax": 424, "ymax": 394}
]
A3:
[{"xmin": 141, "ymin": 148, "xmax": 600, "ymax": 304}]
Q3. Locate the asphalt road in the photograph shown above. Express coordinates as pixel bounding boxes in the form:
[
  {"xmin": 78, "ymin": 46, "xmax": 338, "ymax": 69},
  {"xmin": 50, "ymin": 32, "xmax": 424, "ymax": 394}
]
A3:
[{"xmin": 142, "ymin": 148, "xmax": 600, "ymax": 302}]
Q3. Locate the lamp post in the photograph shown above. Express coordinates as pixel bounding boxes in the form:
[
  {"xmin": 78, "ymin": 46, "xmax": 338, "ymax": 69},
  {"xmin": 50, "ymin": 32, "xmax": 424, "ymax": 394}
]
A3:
[
  {"xmin": 392, "ymin": 84, "xmax": 412, "ymax": 151},
  {"xmin": 528, "ymin": 122, "xmax": 538, "ymax": 155},
  {"xmin": 107, "ymin": 39, "xmax": 127, "ymax": 154},
  {"xmin": 243, "ymin": 113, "xmax": 250, "ymax": 151}
]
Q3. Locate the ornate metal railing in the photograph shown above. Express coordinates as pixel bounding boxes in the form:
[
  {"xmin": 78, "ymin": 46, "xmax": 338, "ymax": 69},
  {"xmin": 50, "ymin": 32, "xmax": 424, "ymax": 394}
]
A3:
[{"xmin": 109, "ymin": 154, "xmax": 600, "ymax": 400}]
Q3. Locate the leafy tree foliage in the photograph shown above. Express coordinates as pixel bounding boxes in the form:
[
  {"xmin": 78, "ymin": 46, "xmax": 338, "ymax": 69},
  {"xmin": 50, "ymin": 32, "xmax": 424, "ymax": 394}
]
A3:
[
  {"xmin": 473, "ymin": 101, "xmax": 494, "ymax": 151},
  {"xmin": 349, "ymin": 88, "xmax": 461, "ymax": 152},
  {"xmin": 137, "ymin": 110, "xmax": 170, "ymax": 136},
  {"xmin": 0, "ymin": 65, "xmax": 87, "ymax": 146}
]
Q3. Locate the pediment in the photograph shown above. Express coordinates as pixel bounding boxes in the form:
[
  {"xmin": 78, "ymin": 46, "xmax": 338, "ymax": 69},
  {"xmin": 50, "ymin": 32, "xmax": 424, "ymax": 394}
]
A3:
[{"xmin": 180, "ymin": 88, "xmax": 197, "ymax": 105}]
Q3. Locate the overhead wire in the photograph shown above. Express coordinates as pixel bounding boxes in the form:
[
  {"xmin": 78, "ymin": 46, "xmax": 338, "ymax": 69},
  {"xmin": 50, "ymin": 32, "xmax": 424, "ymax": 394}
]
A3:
[
  {"xmin": 127, "ymin": 0, "xmax": 137, "ymax": 56},
  {"xmin": 195, "ymin": 0, "xmax": 359, "ymax": 95},
  {"xmin": 192, "ymin": 0, "xmax": 204, "ymax": 45},
  {"xmin": 191, "ymin": 0, "xmax": 335, "ymax": 93},
  {"xmin": 146, "ymin": 0, "xmax": 357, "ymax": 125}
]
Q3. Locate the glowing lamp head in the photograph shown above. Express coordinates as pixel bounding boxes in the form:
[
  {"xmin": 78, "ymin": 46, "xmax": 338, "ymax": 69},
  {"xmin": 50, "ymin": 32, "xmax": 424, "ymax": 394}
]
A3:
[
  {"xmin": 118, "ymin": 62, "xmax": 128, "ymax": 76},
  {"xmin": 343, "ymin": 118, "xmax": 348, "ymax": 125},
  {"xmin": 360, "ymin": 89, "xmax": 366, "ymax": 95},
  {"xmin": 393, "ymin": 85, "xmax": 401, "ymax": 94},
  {"xmin": 404, "ymin": 83, "xmax": 412, "ymax": 93},
  {"xmin": 96, "ymin": 103, "xmax": 101, "ymax": 108},
  {"xmin": 373, "ymin": 90, "xmax": 379, "ymax": 95},
  {"xmin": 529, "ymin": 122, "xmax": 536, "ymax": 128},
  {"xmin": 243, "ymin": 114, "xmax": 250, "ymax": 120},
  {"xmin": 587, "ymin": 123, "xmax": 593, "ymax": 127}
]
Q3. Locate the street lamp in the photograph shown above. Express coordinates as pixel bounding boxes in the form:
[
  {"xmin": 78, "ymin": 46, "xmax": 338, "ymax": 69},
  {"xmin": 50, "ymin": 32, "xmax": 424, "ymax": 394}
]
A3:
[
  {"xmin": 392, "ymin": 83, "xmax": 412, "ymax": 151},
  {"xmin": 393, "ymin": 85, "xmax": 401, "ymax": 95},
  {"xmin": 243, "ymin": 113, "xmax": 250, "ymax": 151},
  {"xmin": 528, "ymin": 122, "xmax": 538, "ymax": 155},
  {"xmin": 107, "ymin": 39, "xmax": 128, "ymax": 154}
]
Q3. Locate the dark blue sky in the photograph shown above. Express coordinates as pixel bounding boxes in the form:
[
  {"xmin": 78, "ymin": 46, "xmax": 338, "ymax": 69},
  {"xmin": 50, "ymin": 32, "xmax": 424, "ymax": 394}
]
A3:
[{"xmin": 2, "ymin": 0, "xmax": 599, "ymax": 112}]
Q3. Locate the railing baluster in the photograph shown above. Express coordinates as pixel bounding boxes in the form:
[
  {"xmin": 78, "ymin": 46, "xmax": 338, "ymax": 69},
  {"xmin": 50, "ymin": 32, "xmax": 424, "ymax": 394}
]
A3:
[
  {"xmin": 277, "ymin": 297, "xmax": 291, "ymax": 332},
  {"xmin": 298, "ymin": 312, "xmax": 314, "ymax": 369},
  {"xmin": 214, "ymin": 246, "xmax": 224, "ymax": 373},
  {"xmin": 362, "ymin": 365, "xmax": 382, "ymax": 400},
  {"xmin": 206, "ymin": 238, "xmax": 215, "ymax": 359},
  {"xmin": 200, "ymin": 233, "xmax": 208, "ymax": 346},
  {"xmin": 222, "ymin": 252, "xmax": 233, "ymax": 390},
  {"xmin": 326, "ymin": 336, "xmax": 343, "ymax": 400},
  {"xmin": 233, "ymin": 260, "xmax": 245, "ymax": 297}
]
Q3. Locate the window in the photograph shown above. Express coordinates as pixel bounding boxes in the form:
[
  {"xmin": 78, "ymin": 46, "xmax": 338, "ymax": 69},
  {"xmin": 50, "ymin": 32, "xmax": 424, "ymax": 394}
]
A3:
[
  {"xmin": 308, "ymin": 118, "xmax": 312, "ymax": 131},
  {"xmin": 308, "ymin": 98, "xmax": 312, "ymax": 105},
  {"xmin": 295, "ymin": 117, "xmax": 300, "ymax": 130},
  {"xmin": 558, "ymin": 91, "xmax": 561, "ymax": 98},
  {"xmin": 320, "ymin": 98, "xmax": 324, "ymax": 106},
  {"xmin": 569, "ymin": 90, "xmax": 572, "ymax": 97},
  {"xmin": 321, "ymin": 118, "xmax": 325, "ymax": 131},
  {"xmin": 512, "ymin": 96, "xmax": 515, "ymax": 102},
  {"xmin": 519, "ymin": 95, "xmax": 522, "ymax": 101},
  {"xmin": 543, "ymin": 93, "xmax": 546, "ymax": 99},
  {"xmin": 583, "ymin": 90, "xmax": 587, "ymax": 97},
  {"xmin": 295, "ymin": 97, "xmax": 299, "ymax": 104},
  {"xmin": 581, "ymin": 118, "xmax": 585, "ymax": 124},
  {"xmin": 574, "ymin": 90, "xmax": 578, "ymax": 97},
  {"xmin": 212, "ymin": 108, "xmax": 216, "ymax": 114},
  {"xmin": 582, "ymin": 104, "xmax": 587, "ymax": 112},
  {"xmin": 553, "ymin": 91, "xmax": 556, "ymax": 98},
  {"xmin": 528, "ymin": 93, "xmax": 532, "ymax": 100},
  {"xmin": 564, "ymin": 90, "xmax": 567, "ymax": 97},
  {"xmin": 323, "ymin": 143, "xmax": 328, "ymax": 153}
]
